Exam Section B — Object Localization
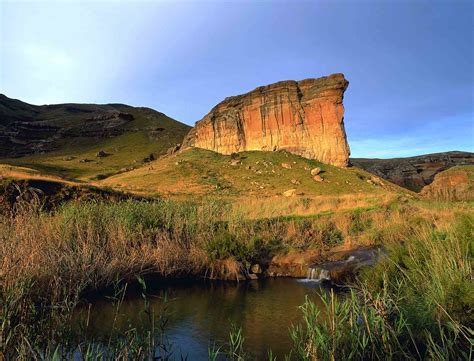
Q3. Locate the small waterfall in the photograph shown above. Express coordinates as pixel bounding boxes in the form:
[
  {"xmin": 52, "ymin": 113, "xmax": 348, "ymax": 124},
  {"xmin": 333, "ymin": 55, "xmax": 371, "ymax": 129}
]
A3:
[{"xmin": 306, "ymin": 266, "xmax": 331, "ymax": 282}]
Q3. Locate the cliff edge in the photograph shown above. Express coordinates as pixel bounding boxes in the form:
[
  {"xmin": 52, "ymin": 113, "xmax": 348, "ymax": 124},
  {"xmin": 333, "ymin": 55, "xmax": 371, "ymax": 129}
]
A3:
[{"xmin": 183, "ymin": 73, "xmax": 350, "ymax": 167}]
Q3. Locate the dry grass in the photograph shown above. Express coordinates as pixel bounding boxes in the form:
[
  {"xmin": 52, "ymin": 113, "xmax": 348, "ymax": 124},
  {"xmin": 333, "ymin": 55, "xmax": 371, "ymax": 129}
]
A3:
[{"xmin": 1, "ymin": 195, "xmax": 472, "ymax": 358}]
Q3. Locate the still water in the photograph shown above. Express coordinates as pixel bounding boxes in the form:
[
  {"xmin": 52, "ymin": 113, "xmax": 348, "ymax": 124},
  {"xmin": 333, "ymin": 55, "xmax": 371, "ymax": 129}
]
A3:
[{"xmin": 75, "ymin": 278, "xmax": 332, "ymax": 360}]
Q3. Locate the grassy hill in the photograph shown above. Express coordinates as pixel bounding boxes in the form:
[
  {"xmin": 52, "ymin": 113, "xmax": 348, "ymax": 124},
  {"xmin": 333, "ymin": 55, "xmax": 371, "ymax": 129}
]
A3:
[
  {"xmin": 100, "ymin": 148, "xmax": 411, "ymax": 198},
  {"xmin": 0, "ymin": 94, "xmax": 191, "ymax": 181}
]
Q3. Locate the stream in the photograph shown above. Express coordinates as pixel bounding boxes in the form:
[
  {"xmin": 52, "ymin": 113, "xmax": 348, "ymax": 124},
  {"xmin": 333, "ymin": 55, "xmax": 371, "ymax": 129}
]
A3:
[
  {"xmin": 73, "ymin": 278, "xmax": 333, "ymax": 359},
  {"xmin": 73, "ymin": 248, "xmax": 380, "ymax": 359}
]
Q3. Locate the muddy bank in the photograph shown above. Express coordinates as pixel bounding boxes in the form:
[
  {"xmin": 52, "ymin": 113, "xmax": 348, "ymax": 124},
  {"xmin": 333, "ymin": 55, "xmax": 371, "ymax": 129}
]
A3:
[{"xmin": 196, "ymin": 246, "xmax": 382, "ymax": 287}]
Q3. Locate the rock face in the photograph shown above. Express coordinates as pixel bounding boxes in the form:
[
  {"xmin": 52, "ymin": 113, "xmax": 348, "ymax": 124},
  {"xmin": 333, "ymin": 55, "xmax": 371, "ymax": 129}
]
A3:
[
  {"xmin": 351, "ymin": 151, "xmax": 474, "ymax": 192},
  {"xmin": 183, "ymin": 73, "xmax": 350, "ymax": 167},
  {"xmin": 420, "ymin": 166, "xmax": 474, "ymax": 201}
]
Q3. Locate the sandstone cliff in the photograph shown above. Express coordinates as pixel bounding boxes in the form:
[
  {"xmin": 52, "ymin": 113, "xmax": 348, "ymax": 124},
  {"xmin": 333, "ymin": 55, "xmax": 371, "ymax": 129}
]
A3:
[
  {"xmin": 351, "ymin": 151, "xmax": 474, "ymax": 191},
  {"xmin": 183, "ymin": 73, "xmax": 350, "ymax": 167},
  {"xmin": 420, "ymin": 166, "xmax": 474, "ymax": 201}
]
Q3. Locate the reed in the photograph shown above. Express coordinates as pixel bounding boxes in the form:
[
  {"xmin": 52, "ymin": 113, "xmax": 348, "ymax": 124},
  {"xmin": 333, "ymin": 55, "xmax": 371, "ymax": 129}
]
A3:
[
  {"xmin": 0, "ymin": 196, "xmax": 472, "ymax": 359},
  {"xmin": 289, "ymin": 214, "xmax": 473, "ymax": 360}
]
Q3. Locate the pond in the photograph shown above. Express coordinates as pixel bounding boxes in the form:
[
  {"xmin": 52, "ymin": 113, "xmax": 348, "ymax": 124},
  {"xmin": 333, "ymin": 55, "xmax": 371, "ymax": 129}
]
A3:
[{"xmin": 74, "ymin": 278, "xmax": 335, "ymax": 360}]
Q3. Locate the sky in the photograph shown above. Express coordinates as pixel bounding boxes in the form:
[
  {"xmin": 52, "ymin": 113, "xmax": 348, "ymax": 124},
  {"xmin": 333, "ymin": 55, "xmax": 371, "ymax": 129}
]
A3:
[{"xmin": 1, "ymin": 0, "xmax": 473, "ymax": 158}]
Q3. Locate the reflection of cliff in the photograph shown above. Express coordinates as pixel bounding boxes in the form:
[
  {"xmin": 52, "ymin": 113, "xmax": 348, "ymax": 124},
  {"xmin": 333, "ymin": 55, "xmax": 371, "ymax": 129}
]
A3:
[{"xmin": 184, "ymin": 74, "xmax": 350, "ymax": 167}]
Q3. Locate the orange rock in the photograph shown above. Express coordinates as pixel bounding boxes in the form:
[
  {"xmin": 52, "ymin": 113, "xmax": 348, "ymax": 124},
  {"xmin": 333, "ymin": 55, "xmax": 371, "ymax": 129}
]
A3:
[{"xmin": 183, "ymin": 73, "xmax": 350, "ymax": 167}]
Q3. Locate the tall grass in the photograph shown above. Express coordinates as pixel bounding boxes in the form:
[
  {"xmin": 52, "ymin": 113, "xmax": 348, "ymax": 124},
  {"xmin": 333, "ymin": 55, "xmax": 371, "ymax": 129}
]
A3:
[
  {"xmin": 289, "ymin": 214, "xmax": 473, "ymax": 360},
  {"xmin": 1, "ymin": 196, "xmax": 472, "ymax": 359}
]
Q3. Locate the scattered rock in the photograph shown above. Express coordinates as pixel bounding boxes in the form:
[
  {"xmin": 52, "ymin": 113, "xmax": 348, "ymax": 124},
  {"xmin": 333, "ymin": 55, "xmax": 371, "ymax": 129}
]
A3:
[
  {"xmin": 166, "ymin": 144, "xmax": 181, "ymax": 155},
  {"xmin": 230, "ymin": 159, "xmax": 241, "ymax": 166},
  {"xmin": 80, "ymin": 159, "xmax": 92, "ymax": 163},
  {"xmin": 283, "ymin": 189, "xmax": 297, "ymax": 197},
  {"xmin": 88, "ymin": 111, "xmax": 134, "ymax": 122},
  {"xmin": 291, "ymin": 179, "xmax": 300, "ymax": 185},
  {"xmin": 310, "ymin": 167, "xmax": 321, "ymax": 176},
  {"xmin": 63, "ymin": 156, "xmax": 75, "ymax": 161},
  {"xmin": 281, "ymin": 163, "xmax": 292, "ymax": 169},
  {"xmin": 313, "ymin": 175, "xmax": 324, "ymax": 182},
  {"xmin": 370, "ymin": 176, "xmax": 384, "ymax": 186},
  {"xmin": 250, "ymin": 263, "xmax": 262, "ymax": 274},
  {"xmin": 143, "ymin": 153, "xmax": 156, "ymax": 163},
  {"xmin": 96, "ymin": 150, "xmax": 107, "ymax": 158}
]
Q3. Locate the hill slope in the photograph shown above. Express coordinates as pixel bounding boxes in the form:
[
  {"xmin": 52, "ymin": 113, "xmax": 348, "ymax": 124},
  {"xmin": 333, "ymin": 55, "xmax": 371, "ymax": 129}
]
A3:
[
  {"xmin": 0, "ymin": 94, "xmax": 190, "ymax": 180},
  {"xmin": 100, "ymin": 148, "xmax": 411, "ymax": 199}
]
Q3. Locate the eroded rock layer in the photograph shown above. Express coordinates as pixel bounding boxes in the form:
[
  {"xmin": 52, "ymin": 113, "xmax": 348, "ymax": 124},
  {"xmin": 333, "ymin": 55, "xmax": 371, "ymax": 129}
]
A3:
[
  {"xmin": 351, "ymin": 151, "xmax": 474, "ymax": 192},
  {"xmin": 183, "ymin": 73, "xmax": 350, "ymax": 167}
]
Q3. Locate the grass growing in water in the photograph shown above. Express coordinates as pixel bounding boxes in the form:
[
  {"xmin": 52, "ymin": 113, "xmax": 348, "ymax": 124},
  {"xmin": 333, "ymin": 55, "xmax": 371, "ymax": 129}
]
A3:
[{"xmin": 289, "ymin": 215, "xmax": 473, "ymax": 360}]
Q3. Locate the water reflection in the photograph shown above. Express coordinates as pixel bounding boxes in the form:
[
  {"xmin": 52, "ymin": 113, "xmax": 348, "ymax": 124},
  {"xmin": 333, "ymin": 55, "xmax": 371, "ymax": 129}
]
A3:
[{"xmin": 74, "ymin": 278, "xmax": 331, "ymax": 359}]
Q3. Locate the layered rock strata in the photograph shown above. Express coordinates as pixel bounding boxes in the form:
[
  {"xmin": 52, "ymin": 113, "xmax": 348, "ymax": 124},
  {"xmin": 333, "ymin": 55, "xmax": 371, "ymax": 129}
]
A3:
[
  {"xmin": 183, "ymin": 73, "xmax": 350, "ymax": 167},
  {"xmin": 351, "ymin": 151, "xmax": 474, "ymax": 191}
]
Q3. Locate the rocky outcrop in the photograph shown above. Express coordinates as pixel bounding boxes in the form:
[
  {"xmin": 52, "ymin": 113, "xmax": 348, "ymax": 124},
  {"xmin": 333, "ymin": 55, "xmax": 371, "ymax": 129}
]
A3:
[
  {"xmin": 420, "ymin": 166, "xmax": 474, "ymax": 201},
  {"xmin": 183, "ymin": 73, "xmax": 350, "ymax": 167},
  {"xmin": 351, "ymin": 151, "xmax": 474, "ymax": 191}
]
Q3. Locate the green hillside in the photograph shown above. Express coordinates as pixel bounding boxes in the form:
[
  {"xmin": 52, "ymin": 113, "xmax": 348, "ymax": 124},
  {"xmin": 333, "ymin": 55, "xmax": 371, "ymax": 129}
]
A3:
[
  {"xmin": 101, "ymin": 148, "xmax": 412, "ymax": 198},
  {"xmin": 0, "ymin": 94, "xmax": 191, "ymax": 181}
]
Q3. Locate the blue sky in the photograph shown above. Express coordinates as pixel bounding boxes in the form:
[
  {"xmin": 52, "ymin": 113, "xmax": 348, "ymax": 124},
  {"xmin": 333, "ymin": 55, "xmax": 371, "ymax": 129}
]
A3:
[{"xmin": 1, "ymin": 0, "xmax": 473, "ymax": 158}]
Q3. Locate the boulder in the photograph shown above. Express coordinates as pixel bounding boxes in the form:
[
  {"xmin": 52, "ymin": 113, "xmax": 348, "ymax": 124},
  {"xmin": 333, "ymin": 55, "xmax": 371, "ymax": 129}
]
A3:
[
  {"xmin": 143, "ymin": 153, "xmax": 156, "ymax": 163},
  {"xmin": 250, "ymin": 263, "xmax": 262, "ymax": 274},
  {"xmin": 310, "ymin": 167, "xmax": 321, "ymax": 176},
  {"xmin": 283, "ymin": 189, "xmax": 297, "ymax": 197},
  {"xmin": 313, "ymin": 175, "xmax": 323, "ymax": 182},
  {"xmin": 96, "ymin": 150, "xmax": 107, "ymax": 158},
  {"xmin": 166, "ymin": 144, "xmax": 181, "ymax": 155}
]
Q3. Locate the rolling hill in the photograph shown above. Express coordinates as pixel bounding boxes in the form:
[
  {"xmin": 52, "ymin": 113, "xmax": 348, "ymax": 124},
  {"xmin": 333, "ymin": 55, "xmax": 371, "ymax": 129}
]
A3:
[
  {"xmin": 99, "ymin": 148, "xmax": 411, "ymax": 198},
  {"xmin": 0, "ymin": 94, "xmax": 190, "ymax": 181}
]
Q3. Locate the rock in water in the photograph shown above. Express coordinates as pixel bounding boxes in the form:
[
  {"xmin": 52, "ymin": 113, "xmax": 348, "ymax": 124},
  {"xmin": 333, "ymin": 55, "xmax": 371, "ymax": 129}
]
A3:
[{"xmin": 183, "ymin": 73, "xmax": 350, "ymax": 167}]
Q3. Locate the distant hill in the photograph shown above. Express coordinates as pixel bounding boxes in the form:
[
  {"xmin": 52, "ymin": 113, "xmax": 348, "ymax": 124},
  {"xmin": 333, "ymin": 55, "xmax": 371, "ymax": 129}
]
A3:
[
  {"xmin": 0, "ymin": 94, "xmax": 191, "ymax": 180},
  {"xmin": 420, "ymin": 165, "xmax": 474, "ymax": 201},
  {"xmin": 351, "ymin": 151, "xmax": 474, "ymax": 192}
]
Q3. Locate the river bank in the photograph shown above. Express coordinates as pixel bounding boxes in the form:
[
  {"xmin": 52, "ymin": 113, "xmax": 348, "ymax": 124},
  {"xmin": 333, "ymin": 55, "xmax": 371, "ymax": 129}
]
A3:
[{"xmin": 1, "ymin": 196, "xmax": 472, "ymax": 359}]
